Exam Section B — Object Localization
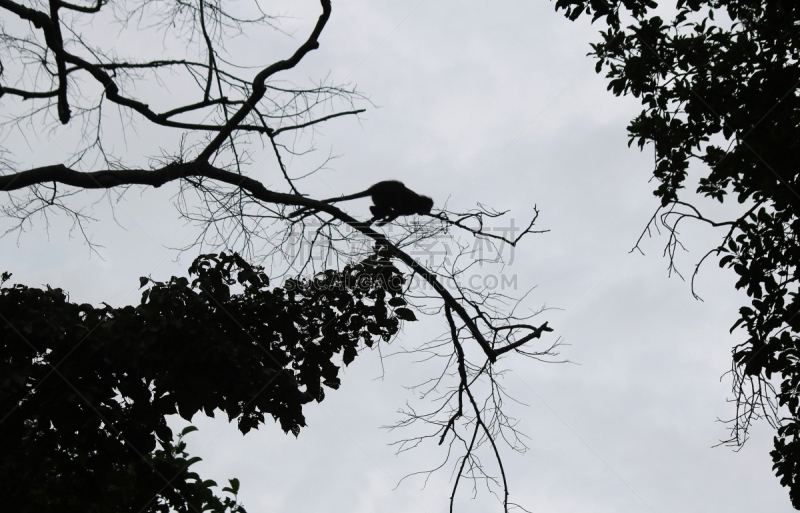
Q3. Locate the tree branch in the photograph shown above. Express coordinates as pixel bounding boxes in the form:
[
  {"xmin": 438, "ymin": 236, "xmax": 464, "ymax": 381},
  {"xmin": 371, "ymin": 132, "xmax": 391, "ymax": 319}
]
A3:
[
  {"xmin": 196, "ymin": 0, "xmax": 332, "ymax": 161},
  {"xmin": 271, "ymin": 108, "xmax": 366, "ymax": 137},
  {"xmin": 0, "ymin": 86, "xmax": 59, "ymax": 100},
  {"xmin": 57, "ymin": 0, "xmax": 103, "ymax": 13},
  {"xmin": 0, "ymin": 161, "xmax": 504, "ymax": 361}
]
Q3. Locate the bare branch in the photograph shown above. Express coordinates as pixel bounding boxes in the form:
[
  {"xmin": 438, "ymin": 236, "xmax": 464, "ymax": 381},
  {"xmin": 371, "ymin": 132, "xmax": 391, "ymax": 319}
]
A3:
[
  {"xmin": 271, "ymin": 108, "xmax": 366, "ymax": 137},
  {"xmin": 197, "ymin": 0, "xmax": 332, "ymax": 161},
  {"xmin": 0, "ymin": 86, "xmax": 59, "ymax": 100}
]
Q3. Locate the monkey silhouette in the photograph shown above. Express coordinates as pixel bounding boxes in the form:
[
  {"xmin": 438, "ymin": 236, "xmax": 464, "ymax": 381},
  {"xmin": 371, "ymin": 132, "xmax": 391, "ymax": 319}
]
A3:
[{"xmin": 289, "ymin": 180, "xmax": 433, "ymax": 226}]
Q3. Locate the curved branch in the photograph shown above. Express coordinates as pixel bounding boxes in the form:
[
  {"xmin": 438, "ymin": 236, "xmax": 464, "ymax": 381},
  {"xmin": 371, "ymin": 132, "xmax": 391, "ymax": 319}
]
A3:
[
  {"xmin": 196, "ymin": 0, "xmax": 332, "ymax": 161},
  {"xmin": 0, "ymin": 0, "xmax": 50, "ymax": 30},
  {"xmin": 493, "ymin": 322, "xmax": 553, "ymax": 356},
  {"xmin": 57, "ymin": 0, "xmax": 103, "ymax": 13},
  {"xmin": 62, "ymin": 53, "xmax": 235, "ymax": 132},
  {"xmin": 0, "ymin": 0, "xmax": 69, "ymax": 121}
]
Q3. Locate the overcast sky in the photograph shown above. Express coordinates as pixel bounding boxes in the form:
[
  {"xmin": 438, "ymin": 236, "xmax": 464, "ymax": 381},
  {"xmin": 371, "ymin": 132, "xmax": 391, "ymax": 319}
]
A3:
[{"xmin": 2, "ymin": 0, "xmax": 794, "ymax": 511}]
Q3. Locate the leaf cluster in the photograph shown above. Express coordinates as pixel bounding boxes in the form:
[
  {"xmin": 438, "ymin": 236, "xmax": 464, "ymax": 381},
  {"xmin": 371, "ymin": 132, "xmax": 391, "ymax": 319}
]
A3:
[
  {"xmin": 0, "ymin": 251, "xmax": 408, "ymax": 512},
  {"xmin": 554, "ymin": 0, "xmax": 800, "ymax": 506}
]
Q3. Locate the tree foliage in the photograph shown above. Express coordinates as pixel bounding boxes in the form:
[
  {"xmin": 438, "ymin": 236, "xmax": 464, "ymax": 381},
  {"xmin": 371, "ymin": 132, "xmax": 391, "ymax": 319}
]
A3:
[
  {"xmin": 0, "ymin": 251, "xmax": 407, "ymax": 512},
  {"xmin": 553, "ymin": 0, "xmax": 800, "ymax": 506}
]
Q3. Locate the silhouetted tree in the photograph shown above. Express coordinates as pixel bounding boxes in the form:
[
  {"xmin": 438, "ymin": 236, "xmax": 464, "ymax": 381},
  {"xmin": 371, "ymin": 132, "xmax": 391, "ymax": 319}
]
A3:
[
  {"xmin": 553, "ymin": 0, "xmax": 800, "ymax": 506},
  {"xmin": 0, "ymin": 0, "xmax": 554, "ymax": 511},
  {"xmin": 0, "ymin": 252, "xmax": 408, "ymax": 512}
]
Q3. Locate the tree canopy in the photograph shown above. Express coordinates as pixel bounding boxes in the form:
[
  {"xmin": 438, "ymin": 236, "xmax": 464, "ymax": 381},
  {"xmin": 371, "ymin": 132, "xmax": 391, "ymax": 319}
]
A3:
[
  {"xmin": 1, "ymin": 252, "xmax": 408, "ymax": 512},
  {"xmin": 553, "ymin": 0, "xmax": 800, "ymax": 506}
]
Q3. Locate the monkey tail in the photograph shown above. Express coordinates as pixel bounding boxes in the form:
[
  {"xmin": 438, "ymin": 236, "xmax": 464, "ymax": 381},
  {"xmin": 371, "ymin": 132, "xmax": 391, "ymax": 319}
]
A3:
[{"xmin": 319, "ymin": 191, "xmax": 372, "ymax": 203}]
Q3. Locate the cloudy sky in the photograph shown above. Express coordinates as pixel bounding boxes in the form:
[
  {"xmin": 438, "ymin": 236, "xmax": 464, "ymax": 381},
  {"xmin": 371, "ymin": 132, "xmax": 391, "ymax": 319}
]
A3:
[{"xmin": 2, "ymin": 0, "xmax": 794, "ymax": 511}]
